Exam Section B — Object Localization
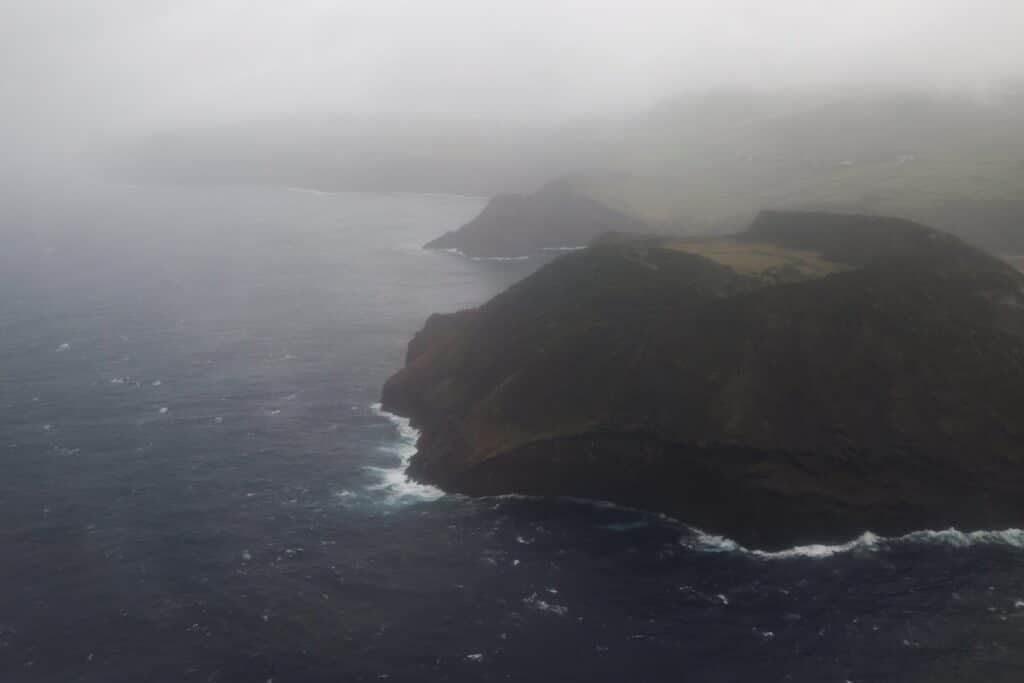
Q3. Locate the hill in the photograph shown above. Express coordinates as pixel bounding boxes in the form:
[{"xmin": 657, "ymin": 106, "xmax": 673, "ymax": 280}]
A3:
[
  {"xmin": 383, "ymin": 212, "xmax": 1024, "ymax": 549},
  {"xmin": 423, "ymin": 180, "xmax": 649, "ymax": 258}
]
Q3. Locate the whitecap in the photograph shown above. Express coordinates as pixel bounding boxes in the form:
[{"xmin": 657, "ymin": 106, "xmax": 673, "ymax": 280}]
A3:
[
  {"xmin": 363, "ymin": 465, "xmax": 445, "ymax": 503},
  {"xmin": 523, "ymin": 592, "xmax": 568, "ymax": 616},
  {"xmin": 474, "ymin": 493, "xmax": 1024, "ymax": 560},
  {"xmin": 751, "ymin": 532, "xmax": 883, "ymax": 560},
  {"xmin": 683, "ymin": 526, "xmax": 1024, "ymax": 561},
  {"xmin": 470, "ymin": 255, "xmax": 532, "ymax": 262},
  {"xmin": 367, "ymin": 403, "xmax": 444, "ymax": 504},
  {"xmin": 55, "ymin": 342, "xmax": 70, "ymax": 352},
  {"xmin": 436, "ymin": 247, "xmax": 532, "ymax": 262},
  {"xmin": 899, "ymin": 527, "xmax": 1024, "ymax": 548},
  {"xmin": 686, "ymin": 531, "xmax": 744, "ymax": 554}
]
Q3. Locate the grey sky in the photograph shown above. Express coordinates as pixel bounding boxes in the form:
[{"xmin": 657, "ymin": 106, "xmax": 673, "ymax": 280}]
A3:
[{"xmin": 3, "ymin": 0, "xmax": 1024, "ymax": 152}]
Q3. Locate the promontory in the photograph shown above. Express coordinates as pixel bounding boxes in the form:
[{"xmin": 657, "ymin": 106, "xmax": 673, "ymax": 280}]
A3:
[
  {"xmin": 384, "ymin": 211, "xmax": 1024, "ymax": 549},
  {"xmin": 424, "ymin": 179, "xmax": 648, "ymax": 258}
]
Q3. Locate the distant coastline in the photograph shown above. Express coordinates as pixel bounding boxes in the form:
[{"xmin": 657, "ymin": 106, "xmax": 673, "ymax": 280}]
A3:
[{"xmin": 284, "ymin": 185, "xmax": 487, "ymax": 201}]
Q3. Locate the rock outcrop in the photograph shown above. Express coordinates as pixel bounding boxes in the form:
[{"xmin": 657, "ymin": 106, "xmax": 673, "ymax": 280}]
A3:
[{"xmin": 386, "ymin": 211, "xmax": 1024, "ymax": 549}]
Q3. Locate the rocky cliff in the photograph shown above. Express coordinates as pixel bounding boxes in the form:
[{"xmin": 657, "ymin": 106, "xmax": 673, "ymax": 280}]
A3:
[{"xmin": 385, "ymin": 211, "xmax": 1024, "ymax": 549}]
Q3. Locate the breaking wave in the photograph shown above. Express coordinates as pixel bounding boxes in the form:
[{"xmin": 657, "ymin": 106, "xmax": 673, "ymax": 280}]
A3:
[
  {"xmin": 686, "ymin": 527, "xmax": 1024, "ymax": 560},
  {"xmin": 436, "ymin": 247, "xmax": 532, "ymax": 262},
  {"xmin": 367, "ymin": 403, "xmax": 444, "ymax": 504},
  {"xmin": 352, "ymin": 423, "xmax": 1024, "ymax": 559}
]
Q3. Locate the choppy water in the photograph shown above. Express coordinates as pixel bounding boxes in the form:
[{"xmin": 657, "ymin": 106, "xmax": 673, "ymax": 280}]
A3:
[{"xmin": 2, "ymin": 178, "xmax": 1024, "ymax": 682}]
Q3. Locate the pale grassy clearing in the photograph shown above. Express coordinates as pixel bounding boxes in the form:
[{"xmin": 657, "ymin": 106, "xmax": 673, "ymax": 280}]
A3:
[
  {"xmin": 661, "ymin": 239, "xmax": 848, "ymax": 279},
  {"xmin": 1002, "ymin": 255, "xmax": 1024, "ymax": 272}
]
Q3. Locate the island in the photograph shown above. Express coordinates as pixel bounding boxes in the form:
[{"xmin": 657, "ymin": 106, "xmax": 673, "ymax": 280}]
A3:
[
  {"xmin": 424, "ymin": 179, "xmax": 649, "ymax": 258},
  {"xmin": 385, "ymin": 211, "xmax": 1024, "ymax": 549}
]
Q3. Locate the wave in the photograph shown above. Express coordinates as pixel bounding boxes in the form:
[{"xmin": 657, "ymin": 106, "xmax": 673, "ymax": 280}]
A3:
[
  {"xmin": 351, "ymin": 431, "xmax": 1024, "ymax": 558},
  {"xmin": 470, "ymin": 255, "xmax": 533, "ymax": 262},
  {"xmin": 480, "ymin": 493, "xmax": 1024, "ymax": 560},
  {"xmin": 523, "ymin": 592, "xmax": 569, "ymax": 616},
  {"xmin": 487, "ymin": 494, "xmax": 1024, "ymax": 559},
  {"xmin": 686, "ymin": 527, "xmax": 1024, "ymax": 560},
  {"xmin": 367, "ymin": 403, "xmax": 444, "ymax": 504},
  {"xmin": 436, "ymin": 248, "xmax": 532, "ymax": 262}
]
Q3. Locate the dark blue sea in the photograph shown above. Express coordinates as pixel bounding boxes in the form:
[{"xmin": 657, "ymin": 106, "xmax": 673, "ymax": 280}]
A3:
[{"xmin": 2, "ymin": 177, "xmax": 1024, "ymax": 682}]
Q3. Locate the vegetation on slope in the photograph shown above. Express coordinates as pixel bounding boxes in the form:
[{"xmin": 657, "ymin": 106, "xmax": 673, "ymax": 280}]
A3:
[{"xmin": 384, "ymin": 211, "xmax": 1024, "ymax": 549}]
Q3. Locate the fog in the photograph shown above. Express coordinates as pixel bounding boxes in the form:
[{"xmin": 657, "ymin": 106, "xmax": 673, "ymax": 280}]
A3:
[{"xmin": 4, "ymin": 1, "xmax": 1024, "ymax": 156}]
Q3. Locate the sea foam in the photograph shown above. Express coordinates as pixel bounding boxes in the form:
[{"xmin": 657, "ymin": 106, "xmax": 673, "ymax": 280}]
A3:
[
  {"xmin": 437, "ymin": 248, "xmax": 532, "ymax": 262},
  {"xmin": 685, "ymin": 526, "xmax": 1024, "ymax": 560},
  {"xmin": 367, "ymin": 403, "xmax": 444, "ymax": 504},
  {"xmin": 523, "ymin": 592, "xmax": 569, "ymax": 616},
  {"xmin": 359, "ymin": 415, "xmax": 1024, "ymax": 557}
]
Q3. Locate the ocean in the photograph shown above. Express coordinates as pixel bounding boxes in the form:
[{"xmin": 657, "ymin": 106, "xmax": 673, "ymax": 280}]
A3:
[{"xmin": 2, "ymin": 177, "xmax": 1023, "ymax": 682}]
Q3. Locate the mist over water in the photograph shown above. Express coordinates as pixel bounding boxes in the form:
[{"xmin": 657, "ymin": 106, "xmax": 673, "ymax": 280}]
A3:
[
  {"xmin": 4, "ymin": 1, "xmax": 1024, "ymax": 681},
  {"xmin": 0, "ymin": 180, "xmax": 1023, "ymax": 682}
]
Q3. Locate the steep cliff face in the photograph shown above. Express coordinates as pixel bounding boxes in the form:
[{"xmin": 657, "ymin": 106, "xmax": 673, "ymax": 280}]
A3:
[
  {"xmin": 385, "ymin": 212, "xmax": 1024, "ymax": 549},
  {"xmin": 424, "ymin": 180, "xmax": 649, "ymax": 258}
]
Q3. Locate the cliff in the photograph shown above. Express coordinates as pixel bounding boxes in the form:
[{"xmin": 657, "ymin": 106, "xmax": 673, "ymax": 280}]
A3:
[
  {"xmin": 384, "ymin": 211, "xmax": 1024, "ymax": 549},
  {"xmin": 424, "ymin": 180, "xmax": 649, "ymax": 258}
]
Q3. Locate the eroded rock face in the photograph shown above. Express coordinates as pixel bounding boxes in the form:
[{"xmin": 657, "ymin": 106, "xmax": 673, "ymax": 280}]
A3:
[
  {"xmin": 424, "ymin": 180, "xmax": 649, "ymax": 258},
  {"xmin": 385, "ymin": 211, "xmax": 1024, "ymax": 549}
]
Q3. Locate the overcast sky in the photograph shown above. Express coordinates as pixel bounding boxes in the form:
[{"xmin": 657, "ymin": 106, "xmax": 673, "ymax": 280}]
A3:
[{"xmin": 3, "ymin": 0, "xmax": 1024, "ymax": 154}]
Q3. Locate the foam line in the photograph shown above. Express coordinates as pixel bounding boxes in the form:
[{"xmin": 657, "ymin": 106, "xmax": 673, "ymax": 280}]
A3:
[
  {"xmin": 687, "ymin": 527, "xmax": 1024, "ymax": 560},
  {"xmin": 368, "ymin": 403, "xmax": 444, "ymax": 503}
]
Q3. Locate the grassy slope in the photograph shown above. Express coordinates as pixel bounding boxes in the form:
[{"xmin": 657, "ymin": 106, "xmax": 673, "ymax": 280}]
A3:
[
  {"xmin": 1004, "ymin": 255, "xmax": 1024, "ymax": 271},
  {"xmin": 383, "ymin": 215, "xmax": 1024, "ymax": 547},
  {"xmin": 661, "ymin": 240, "xmax": 848, "ymax": 280}
]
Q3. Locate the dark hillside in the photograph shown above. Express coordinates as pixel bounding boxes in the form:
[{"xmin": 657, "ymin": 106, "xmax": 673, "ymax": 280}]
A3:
[{"xmin": 384, "ymin": 212, "xmax": 1024, "ymax": 548}]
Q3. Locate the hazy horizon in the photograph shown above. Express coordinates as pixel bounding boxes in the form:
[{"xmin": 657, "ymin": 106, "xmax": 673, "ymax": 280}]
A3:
[
  {"xmin": 6, "ymin": 5, "xmax": 1024, "ymax": 682},
  {"xmin": 4, "ymin": 1, "xmax": 1024, "ymax": 168}
]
